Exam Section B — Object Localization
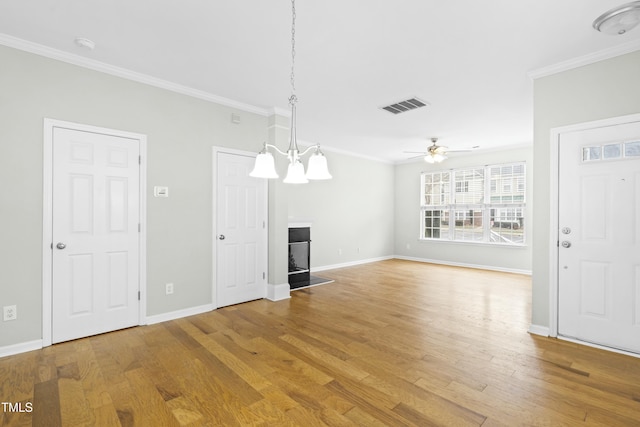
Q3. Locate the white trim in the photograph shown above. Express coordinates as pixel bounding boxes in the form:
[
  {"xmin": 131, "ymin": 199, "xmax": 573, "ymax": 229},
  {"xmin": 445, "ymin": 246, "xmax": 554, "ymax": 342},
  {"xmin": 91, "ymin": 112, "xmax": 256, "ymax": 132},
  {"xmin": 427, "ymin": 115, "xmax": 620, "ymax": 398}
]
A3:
[
  {"xmin": 394, "ymin": 255, "xmax": 532, "ymax": 276},
  {"xmin": 211, "ymin": 146, "xmax": 269, "ymax": 308},
  {"xmin": 145, "ymin": 304, "xmax": 214, "ymax": 325},
  {"xmin": 0, "ymin": 340, "xmax": 43, "ymax": 359},
  {"xmin": 42, "ymin": 119, "xmax": 147, "ymax": 346},
  {"xmin": 549, "ymin": 113, "xmax": 640, "ymax": 339},
  {"xmin": 558, "ymin": 336, "xmax": 640, "ymax": 359},
  {"xmin": 0, "ymin": 34, "xmax": 269, "ymax": 117},
  {"xmin": 528, "ymin": 324, "xmax": 550, "ymax": 337},
  {"xmin": 289, "ymin": 222, "xmax": 312, "ymax": 228},
  {"xmin": 266, "ymin": 283, "xmax": 291, "ymax": 301},
  {"xmin": 268, "ymin": 106, "xmax": 291, "ymax": 118},
  {"xmin": 313, "ymin": 256, "xmax": 395, "ymax": 272},
  {"xmin": 528, "ymin": 38, "xmax": 640, "ymax": 79},
  {"xmin": 548, "ymin": 127, "xmax": 560, "ymax": 338}
]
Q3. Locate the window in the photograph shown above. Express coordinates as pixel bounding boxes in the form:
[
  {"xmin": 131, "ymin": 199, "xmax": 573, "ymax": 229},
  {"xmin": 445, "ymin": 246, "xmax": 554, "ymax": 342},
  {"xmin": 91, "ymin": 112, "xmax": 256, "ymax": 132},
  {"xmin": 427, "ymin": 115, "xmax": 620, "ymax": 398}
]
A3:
[
  {"xmin": 583, "ymin": 141, "xmax": 640, "ymax": 162},
  {"xmin": 420, "ymin": 162, "xmax": 526, "ymax": 245}
]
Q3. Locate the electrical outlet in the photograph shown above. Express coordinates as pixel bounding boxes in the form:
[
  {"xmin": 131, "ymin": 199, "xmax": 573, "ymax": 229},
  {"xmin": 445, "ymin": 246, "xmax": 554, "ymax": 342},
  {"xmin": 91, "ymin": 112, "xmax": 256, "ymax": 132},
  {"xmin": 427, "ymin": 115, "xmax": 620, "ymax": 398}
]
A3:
[
  {"xmin": 3, "ymin": 305, "xmax": 17, "ymax": 321},
  {"xmin": 165, "ymin": 283, "xmax": 174, "ymax": 295}
]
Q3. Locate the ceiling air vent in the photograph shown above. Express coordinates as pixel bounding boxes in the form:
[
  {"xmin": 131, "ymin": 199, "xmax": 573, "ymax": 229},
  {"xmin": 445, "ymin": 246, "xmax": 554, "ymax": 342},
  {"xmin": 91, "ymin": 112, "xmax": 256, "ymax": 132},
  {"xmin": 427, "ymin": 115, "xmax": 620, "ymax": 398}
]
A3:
[{"xmin": 381, "ymin": 97, "xmax": 429, "ymax": 115}]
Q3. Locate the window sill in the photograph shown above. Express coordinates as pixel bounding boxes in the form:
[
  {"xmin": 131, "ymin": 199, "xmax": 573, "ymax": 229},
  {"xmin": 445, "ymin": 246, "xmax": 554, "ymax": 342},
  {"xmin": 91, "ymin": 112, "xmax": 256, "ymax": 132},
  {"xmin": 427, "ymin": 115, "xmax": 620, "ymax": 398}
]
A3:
[{"xmin": 418, "ymin": 238, "xmax": 527, "ymax": 248}]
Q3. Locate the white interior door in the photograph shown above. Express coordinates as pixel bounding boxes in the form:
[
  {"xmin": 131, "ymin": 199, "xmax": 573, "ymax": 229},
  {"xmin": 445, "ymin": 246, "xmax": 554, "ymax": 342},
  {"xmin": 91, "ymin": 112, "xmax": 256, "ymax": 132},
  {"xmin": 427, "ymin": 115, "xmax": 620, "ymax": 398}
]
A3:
[
  {"xmin": 558, "ymin": 121, "xmax": 640, "ymax": 354},
  {"xmin": 52, "ymin": 127, "xmax": 141, "ymax": 343},
  {"xmin": 215, "ymin": 151, "xmax": 267, "ymax": 307}
]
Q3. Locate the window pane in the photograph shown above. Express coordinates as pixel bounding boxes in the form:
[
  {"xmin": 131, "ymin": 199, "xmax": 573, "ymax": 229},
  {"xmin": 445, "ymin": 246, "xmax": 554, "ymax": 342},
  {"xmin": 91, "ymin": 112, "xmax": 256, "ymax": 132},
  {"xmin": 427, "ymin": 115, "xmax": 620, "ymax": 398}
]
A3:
[
  {"xmin": 453, "ymin": 209, "xmax": 483, "ymax": 242},
  {"xmin": 490, "ymin": 163, "xmax": 525, "ymax": 203},
  {"xmin": 491, "ymin": 208, "xmax": 525, "ymax": 245},
  {"xmin": 423, "ymin": 172, "xmax": 450, "ymax": 205},
  {"xmin": 625, "ymin": 141, "xmax": 640, "ymax": 157},
  {"xmin": 603, "ymin": 143, "xmax": 621, "ymax": 159},
  {"xmin": 423, "ymin": 209, "xmax": 449, "ymax": 239},
  {"xmin": 455, "ymin": 168, "xmax": 484, "ymax": 204},
  {"xmin": 583, "ymin": 146, "xmax": 601, "ymax": 161}
]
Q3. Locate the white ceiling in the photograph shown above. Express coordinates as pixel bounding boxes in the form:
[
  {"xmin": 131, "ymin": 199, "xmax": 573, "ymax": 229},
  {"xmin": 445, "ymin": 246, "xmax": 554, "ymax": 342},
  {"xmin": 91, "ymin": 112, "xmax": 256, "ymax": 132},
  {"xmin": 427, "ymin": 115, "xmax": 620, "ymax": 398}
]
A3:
[{"xmin": 1, "ymin": 0, "xmax": 640, "ymax": 162}]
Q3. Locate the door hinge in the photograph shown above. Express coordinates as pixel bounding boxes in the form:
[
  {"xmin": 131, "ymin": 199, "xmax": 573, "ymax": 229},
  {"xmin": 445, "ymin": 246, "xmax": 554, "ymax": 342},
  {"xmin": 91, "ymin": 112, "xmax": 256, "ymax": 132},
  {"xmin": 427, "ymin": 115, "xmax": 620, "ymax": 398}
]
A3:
[
  {"xmin": 263, "ymin": 221, "xmax": 266, "ymax": 229},
  {"xmin": 138, "ymin": 223, "xmax": 141, "ymax": 232},
  {"xmin": 138, "ymin": 291, "xmax": 141, "ymax": 301},
  {"xmin": 263, "ymin": 272, "xmax": 266, "ymax": 280},
  {"xmin": 138, "ymin": 155, "xmax": 141, "ymax": 165}
]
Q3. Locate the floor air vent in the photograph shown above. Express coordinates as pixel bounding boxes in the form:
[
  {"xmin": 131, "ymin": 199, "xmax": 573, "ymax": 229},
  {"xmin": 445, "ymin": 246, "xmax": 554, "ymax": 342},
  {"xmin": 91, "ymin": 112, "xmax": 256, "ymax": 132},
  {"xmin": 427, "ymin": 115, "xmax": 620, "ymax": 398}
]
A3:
[{"xmin": 381, "ymin": 97, "xmax": 428, "ymax": 115}]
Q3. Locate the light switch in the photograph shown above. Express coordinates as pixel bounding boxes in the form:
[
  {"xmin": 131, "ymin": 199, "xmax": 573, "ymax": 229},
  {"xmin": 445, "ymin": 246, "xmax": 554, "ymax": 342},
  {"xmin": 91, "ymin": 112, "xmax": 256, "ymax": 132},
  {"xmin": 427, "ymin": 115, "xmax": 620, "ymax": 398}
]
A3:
[{"xmin": 154, "ymin": 186, "xmax": 169, "ymax": 197}]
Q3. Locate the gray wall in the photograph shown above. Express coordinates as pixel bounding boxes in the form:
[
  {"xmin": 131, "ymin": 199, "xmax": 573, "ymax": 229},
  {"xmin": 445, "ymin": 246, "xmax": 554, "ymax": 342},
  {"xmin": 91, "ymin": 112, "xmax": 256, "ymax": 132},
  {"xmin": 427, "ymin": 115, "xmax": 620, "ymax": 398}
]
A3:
[
  {"xmin": 0, "ymin": 44, "xmax": 395, "ymax": 348},
  {"xmin": 287, "ymin": 152, "xmax": 395, "ymax": 268},
  {"xmin": 0, "ymin": 44, "xmax": 266, "ymax": 346},
  {"xmin": 531, "ymin": 50, "xmax": 640, "ymax": 328},
  {"xmin": 394, "ymin": 146, "xmax": 533, "ymax": 273}
]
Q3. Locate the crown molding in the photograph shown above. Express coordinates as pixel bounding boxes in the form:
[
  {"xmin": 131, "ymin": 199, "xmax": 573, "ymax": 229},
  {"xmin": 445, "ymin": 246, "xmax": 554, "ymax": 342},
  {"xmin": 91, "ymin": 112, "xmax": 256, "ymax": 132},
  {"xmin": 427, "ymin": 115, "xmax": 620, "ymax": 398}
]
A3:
[
  {"xmin": 319, "ymin": 143, "xmax": 393, "ymax": 164},
  {"xmin": 0, "ymin": 33, "xmax": 271, "ymax": 116},
  {"xmin": 528, "ymin": 38, "xmax": 640, "ymax": 79},
  {"xmin": 268, "ymin": 106, "xmax": 291, "ymax": 118}
]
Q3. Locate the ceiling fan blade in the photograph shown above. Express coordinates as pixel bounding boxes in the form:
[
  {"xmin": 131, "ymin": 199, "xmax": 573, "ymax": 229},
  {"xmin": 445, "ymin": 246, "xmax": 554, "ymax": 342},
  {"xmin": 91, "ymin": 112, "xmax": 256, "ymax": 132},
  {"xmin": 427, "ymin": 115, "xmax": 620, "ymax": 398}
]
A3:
[
  {"xmin": 406, "ymin": 154, "xmax": 426, "ymax": 160},
  {"xmin": 443, "ymin": 145, "xmax": 480, "ymax": 153},
  {"xmin": 403, "ymin": 151, "xmax": 428, "ymax": 154}
]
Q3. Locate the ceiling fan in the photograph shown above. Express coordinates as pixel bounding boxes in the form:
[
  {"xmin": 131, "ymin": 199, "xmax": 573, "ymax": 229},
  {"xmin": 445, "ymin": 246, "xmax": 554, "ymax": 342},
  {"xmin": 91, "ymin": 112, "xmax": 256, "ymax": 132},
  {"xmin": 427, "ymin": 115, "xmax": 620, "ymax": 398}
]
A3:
[{"xmin": 404, "ymin": 137, "xmax": 479, "ymax": 163}]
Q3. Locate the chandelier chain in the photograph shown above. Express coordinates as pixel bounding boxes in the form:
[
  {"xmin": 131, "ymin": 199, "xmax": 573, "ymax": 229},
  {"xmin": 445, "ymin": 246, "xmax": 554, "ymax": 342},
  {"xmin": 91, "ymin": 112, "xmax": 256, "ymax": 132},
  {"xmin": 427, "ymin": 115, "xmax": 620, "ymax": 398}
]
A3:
[{"xmin": 290, "ymin": 0, "xmax": 297, "ymax": 104}]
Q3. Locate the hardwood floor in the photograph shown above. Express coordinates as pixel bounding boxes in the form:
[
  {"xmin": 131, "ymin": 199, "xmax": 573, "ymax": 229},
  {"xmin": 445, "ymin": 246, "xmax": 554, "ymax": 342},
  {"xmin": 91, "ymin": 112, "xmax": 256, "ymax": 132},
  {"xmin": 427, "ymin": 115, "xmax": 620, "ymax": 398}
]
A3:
[{"xmin": 2, "ymin": 259, "xmax": 640, "ymax": 426}]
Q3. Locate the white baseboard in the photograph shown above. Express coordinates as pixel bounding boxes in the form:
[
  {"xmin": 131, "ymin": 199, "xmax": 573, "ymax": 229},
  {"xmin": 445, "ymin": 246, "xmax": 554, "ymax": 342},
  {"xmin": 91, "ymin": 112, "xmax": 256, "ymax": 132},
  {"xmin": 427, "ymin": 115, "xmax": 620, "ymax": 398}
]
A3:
[
  {"xmin": 145, "ymin": 303, "xmax": 214, "ymax": 325},
  {"xmin": 0, "ymin": 339, "xmax": 43, "ymax": 359},
  {"xmin": 313, "ymin": 256, "xmax": 395, "ymax": 272},
  {"xmin": 394, "ymin": 255, "xmax": 532, "ymax": 276},
  {"xmin": 266, "ymin": 283, "xmax": 291, "ymax": 301},
  {"xmin": 528, "ymin": 324, "xmax": 550, "ymax": 337}
]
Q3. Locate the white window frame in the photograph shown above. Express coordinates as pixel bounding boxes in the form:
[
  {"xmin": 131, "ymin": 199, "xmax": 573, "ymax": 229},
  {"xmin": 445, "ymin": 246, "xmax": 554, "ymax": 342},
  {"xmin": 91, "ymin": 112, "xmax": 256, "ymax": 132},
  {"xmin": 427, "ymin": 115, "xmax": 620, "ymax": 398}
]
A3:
[{"xmin": 420, "ymin": 162, "xmax": 526, "ymax": 246}]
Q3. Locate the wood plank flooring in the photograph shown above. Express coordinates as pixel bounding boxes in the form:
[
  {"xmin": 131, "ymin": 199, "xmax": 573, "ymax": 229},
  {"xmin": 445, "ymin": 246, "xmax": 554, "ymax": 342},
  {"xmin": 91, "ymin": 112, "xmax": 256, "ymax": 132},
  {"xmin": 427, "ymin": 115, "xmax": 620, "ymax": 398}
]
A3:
[{"xmin": 2, "ymin": 259, "xmax": 640, "ymax": 426}]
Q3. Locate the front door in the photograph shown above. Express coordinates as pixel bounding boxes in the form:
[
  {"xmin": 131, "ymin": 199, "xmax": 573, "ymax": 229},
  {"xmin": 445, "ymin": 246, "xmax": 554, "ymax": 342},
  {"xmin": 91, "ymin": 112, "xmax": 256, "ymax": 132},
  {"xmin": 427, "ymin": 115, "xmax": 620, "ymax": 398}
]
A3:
[
  {"xmin": 558, "ymin": 120, "xmax": 640, "ymax": 353},
  {"xmin": 215, "ymin": 150, "xmax": 267, "ymax": 307},
  {"xmin": 51, "ymin": 126, "xmax": 141, "ymax": 343}
]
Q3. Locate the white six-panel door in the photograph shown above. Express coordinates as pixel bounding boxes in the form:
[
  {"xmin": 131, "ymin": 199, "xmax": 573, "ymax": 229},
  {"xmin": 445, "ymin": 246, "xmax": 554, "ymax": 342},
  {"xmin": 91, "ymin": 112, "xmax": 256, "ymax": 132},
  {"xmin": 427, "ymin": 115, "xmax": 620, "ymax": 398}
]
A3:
[
  {"xmin": 558, "ymin": 121, "xmax": 640, "ymax": 354},
  {"xmin": 215, "ymin": 151, "xmax": 267, "ymax": 307},
  {"xmin": 51, "ymin": 126, "xmax": 141, "ymax": 343}
]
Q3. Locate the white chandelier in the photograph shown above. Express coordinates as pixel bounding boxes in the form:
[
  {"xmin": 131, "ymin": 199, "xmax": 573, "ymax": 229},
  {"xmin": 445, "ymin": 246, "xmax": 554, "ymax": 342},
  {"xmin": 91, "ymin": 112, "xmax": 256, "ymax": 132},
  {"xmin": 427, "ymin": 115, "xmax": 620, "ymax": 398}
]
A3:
[{"xmin": 250, "ymin": 0, "xmax": 331, "ymax": 184}]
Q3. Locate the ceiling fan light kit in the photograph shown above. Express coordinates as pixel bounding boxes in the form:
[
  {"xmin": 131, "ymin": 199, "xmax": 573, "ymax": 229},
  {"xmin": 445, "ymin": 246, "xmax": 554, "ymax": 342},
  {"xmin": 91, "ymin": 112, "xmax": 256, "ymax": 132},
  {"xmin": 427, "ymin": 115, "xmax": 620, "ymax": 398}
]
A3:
[
  {"xmin": 593, "ymin": 1, "xmax": 640, "ymax": 35},
  {"xmin": 250, "ymin": 0, "xmax": 331, "ymax": 183},
  {"xmin": 424, "ymin": 152, "xmax": 447, "ymax": 164}
]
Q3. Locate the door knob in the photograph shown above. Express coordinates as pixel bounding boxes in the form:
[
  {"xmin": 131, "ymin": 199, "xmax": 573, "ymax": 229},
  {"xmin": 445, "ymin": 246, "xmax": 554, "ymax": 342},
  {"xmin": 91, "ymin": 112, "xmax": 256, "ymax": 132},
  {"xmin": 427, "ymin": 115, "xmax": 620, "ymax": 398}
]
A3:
[
  {"xmin": 561, "ymin": 241, "xmax": 571, "ymax": 248},
  {"xmin": 218, "ymin": 235, "xmax": 225, "ymax": 240},
  {"xmin": 56, "ymin": 242, "xmax": 67, "ymax": 250}
]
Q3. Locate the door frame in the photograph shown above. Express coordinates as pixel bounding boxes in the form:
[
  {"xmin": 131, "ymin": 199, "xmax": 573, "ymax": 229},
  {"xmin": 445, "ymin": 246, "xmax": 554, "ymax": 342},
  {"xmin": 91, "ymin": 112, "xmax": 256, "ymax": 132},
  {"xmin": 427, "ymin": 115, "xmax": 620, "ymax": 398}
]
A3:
[
  {"xmin": 42, "ymin": 119, "xmax": 147, "ymax": 347},
  {"xmin": 548, "ymin": 112, "xmax": 640, "ymax": 340},
  {"xmin": 211, "ymin": 146, "xmax": 269, "ymax": 308}
]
